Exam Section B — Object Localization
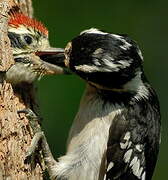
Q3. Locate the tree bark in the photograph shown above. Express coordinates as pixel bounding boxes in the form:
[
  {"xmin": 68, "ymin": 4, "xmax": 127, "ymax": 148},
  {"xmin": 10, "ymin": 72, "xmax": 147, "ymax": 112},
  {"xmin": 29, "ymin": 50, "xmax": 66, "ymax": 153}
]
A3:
[{"xmin": 0, "ymin": 0, "xmax": 44, "ymax": 179}]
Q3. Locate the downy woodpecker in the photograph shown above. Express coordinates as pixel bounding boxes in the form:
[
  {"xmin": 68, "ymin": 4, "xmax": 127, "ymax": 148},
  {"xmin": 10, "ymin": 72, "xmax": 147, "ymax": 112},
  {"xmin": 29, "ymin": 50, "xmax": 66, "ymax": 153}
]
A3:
[
  {"xmin": 41, "ymin": 28, "xmax": 161, "ymax": 180},
  {"xmin": 6, "ymin": 7, "xmax": 64, "ymax": 84}
]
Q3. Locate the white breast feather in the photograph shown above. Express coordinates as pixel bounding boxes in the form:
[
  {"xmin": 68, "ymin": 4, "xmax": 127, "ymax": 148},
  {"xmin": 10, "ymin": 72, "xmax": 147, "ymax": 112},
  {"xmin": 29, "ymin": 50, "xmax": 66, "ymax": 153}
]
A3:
[{"xmin": 51, "ymin": 85, "xmax": 122, "ymax": 180}]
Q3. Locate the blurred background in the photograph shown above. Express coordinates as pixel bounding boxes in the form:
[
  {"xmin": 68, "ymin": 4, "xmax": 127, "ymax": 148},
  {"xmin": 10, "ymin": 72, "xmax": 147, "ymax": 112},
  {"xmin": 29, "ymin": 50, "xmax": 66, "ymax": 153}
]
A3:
[{"xmin": 33, "ymin": 0, "xmax": 167, "ymax": 179}]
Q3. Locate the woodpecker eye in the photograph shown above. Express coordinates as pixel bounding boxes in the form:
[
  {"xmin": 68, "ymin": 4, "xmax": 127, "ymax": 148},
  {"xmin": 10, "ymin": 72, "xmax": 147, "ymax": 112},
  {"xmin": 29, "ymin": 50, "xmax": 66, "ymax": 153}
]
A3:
[{"xmin": 24, "ymin": 35, "xmax": 33, "ymax": 45}]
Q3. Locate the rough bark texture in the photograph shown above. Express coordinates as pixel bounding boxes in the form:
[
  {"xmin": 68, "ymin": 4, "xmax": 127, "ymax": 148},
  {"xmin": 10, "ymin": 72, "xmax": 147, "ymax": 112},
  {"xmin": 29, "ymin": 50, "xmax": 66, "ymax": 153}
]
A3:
[
  {"xmin": 13, "ymin": 0, "xmax": 33, "ymax": 17},
  {"xmin": 0, "ymin": 0, "xmax": 44, "ymax": 179}
]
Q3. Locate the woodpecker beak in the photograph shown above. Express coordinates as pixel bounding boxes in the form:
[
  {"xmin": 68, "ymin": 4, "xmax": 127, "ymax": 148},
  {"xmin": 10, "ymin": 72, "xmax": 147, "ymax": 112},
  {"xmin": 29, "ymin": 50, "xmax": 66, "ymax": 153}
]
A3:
[
  {"xmin": 36, "ymin": 48, "xmax": 70, "ymax": 74},
  {"xmin": 36, "ymin": 48, "xmax": 64, "ymax": 56}
]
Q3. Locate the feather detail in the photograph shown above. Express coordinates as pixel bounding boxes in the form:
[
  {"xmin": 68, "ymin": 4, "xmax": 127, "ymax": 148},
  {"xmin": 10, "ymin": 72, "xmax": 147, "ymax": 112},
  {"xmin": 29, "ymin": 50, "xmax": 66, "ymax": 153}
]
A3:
[
  {"xmin": 8, "ymin": 10, "xmax": 48, "ymax": 36},
  {"xmin": 8, "ymin": 5, "xmax": 21, "ymax": 15}
]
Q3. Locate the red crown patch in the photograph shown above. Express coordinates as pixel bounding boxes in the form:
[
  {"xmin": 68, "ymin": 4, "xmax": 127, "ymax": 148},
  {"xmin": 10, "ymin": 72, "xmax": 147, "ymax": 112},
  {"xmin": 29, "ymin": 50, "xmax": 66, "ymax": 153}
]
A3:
[{"xmin": 9, "ymin": 13, "xmax": 48, "ymax": 36}]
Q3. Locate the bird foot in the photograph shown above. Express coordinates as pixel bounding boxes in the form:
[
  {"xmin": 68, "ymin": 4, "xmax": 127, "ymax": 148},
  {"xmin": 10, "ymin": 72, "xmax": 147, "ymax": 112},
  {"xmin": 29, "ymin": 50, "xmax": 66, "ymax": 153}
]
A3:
[
  {"xmin": 18, "ymin": 108, "xmax": 43, "ymax": 163},
  {"xmin": 18, "ymin": 108, "xmax": 57, "ymax": 177}
]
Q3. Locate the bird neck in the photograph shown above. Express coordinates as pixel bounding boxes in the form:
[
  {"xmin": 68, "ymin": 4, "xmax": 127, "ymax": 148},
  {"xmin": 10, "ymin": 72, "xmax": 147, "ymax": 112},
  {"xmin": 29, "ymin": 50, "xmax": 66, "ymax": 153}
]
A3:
[{"xmin": 86, "ymin": 83, "xmax": 134, "ymax": 106}]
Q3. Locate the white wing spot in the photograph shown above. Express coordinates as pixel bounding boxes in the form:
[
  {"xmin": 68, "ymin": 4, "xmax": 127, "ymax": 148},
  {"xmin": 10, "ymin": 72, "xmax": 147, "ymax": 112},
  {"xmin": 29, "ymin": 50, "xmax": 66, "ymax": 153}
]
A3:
[
  {"xmin": 142, "ymin": 172, "xmax": 146, "ymax": 180},
  {"xmin": 120, "ymin": 132, "xmax": 131, "ymax": 149},
  {"xmin": 135, "ymin": 144, "xmax": 142, "ymax": 152},
  {"xmin": 132, "ymin": 158, "xmax": 141, "ymax": 178},
  {"xmin": 120, "ymin": 141, "xmax": 129, "ymax": 149},
  {"xmin": 137, "ymin": 167, "xmax": 144, "ymax": 178},
  {"xmin": 107, "ymin": 162, "xmax": 114, "ymax": 172},
  {"xmin": 128, "ymin": 141, "xmax": 132, "ymax": 148},
  {"xmin": 124, "ymin": 149, "xmax": 132, "ymax": 163},
  {"xmin": 124, "ymin": 132, "xmax": 131, "ymax": 141},
  {"xmin": 130, "ymin": 156, "xmax": 138, "ymax": 167}
]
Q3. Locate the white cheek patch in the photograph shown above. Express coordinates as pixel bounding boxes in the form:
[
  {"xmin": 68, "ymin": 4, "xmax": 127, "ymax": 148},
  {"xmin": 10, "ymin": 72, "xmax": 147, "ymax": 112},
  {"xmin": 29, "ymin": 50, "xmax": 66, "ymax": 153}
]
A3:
[
  {"xmin": 75, "ymin": 63, "xmax": 121, "ymax": 73},
  {"xmin": 75, "ymin": 64, "xmax": 107, "ymax": 73},
  {"xmin": 75, "ymin": 58, "xmax": 132, "ymax": 73}
]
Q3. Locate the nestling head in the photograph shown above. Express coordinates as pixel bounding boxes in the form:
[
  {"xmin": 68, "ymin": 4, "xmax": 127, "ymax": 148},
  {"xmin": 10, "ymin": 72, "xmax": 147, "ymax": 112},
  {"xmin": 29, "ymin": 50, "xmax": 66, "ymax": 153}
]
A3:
[
  {"xmin": 8, "ymin": 10, "xmax": 49, "ymax": 56},
  {"xmin": 6, "ymin": 6, "xmax": 65, "ymax": 84}
]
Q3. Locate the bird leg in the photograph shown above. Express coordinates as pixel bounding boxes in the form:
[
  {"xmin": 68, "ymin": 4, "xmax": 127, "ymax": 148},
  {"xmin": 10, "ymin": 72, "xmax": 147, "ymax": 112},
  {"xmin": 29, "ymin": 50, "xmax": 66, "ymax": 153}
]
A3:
[{"xmin": 18, "ymin": 109, "xmax": 58, "ymax": 178}]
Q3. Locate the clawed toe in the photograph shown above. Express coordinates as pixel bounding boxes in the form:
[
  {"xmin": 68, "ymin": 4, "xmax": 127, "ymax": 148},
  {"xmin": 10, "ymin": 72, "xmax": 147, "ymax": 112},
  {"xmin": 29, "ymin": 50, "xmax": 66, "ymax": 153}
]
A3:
[{"xmin": 18, "ymin": 108, "xmax": 43, "ymax": 163}]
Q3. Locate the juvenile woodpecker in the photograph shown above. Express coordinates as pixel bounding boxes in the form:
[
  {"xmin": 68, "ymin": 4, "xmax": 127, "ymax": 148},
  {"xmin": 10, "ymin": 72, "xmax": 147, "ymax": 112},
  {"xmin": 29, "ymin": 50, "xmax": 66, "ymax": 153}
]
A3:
[
  {"xmin": 6, "ymin": 7, "xmax": 64, "ymax": 84},
  {"xmin": 39, "ymin": 28, "xmax": 161, "ymax": 180}
]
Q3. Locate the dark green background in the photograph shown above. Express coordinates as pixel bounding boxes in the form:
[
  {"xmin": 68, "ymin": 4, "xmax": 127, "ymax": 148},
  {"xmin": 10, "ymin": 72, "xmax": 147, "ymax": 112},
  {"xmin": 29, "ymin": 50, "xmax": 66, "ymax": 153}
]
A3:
[{"xmin": 33, "ymin": 0, "xmax": 167, "ymax": 179}]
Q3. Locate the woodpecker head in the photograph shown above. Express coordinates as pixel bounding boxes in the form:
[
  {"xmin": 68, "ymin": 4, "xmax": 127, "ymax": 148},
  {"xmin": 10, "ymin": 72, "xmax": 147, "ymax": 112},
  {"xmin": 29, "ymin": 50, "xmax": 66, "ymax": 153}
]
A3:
[
  {"xmin": 6, "ymin": 7, "xmax": 65, "ymax": 84},
  {"xmin": 65, "ymin": 28, "xmax": 145, "ymax": 88},
  {"xmin": 46, "ymin": 28, "xmax": 148, "ymax": 99}
]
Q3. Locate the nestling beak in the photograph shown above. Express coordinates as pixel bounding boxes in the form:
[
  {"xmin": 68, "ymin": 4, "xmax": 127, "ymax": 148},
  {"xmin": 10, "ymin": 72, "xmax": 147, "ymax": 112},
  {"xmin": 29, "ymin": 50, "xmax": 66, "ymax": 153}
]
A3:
[{"xmin": 36, "ymin": 48, "xmax": 70, "ymax": 74}]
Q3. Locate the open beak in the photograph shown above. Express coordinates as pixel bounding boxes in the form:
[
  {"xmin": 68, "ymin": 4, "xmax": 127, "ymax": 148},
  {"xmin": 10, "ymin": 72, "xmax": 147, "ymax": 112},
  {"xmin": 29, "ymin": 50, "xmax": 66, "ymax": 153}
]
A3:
[{"xmin": 36, "ymin": 48, "xmax": 70, "ymax": 75}]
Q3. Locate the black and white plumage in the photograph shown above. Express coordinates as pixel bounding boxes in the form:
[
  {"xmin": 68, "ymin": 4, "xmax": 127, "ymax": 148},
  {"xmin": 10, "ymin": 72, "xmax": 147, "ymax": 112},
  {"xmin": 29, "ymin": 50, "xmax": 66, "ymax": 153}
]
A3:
[{"xmin": 43, "ymin": 28, "xmax": 161, "ymax": 180}]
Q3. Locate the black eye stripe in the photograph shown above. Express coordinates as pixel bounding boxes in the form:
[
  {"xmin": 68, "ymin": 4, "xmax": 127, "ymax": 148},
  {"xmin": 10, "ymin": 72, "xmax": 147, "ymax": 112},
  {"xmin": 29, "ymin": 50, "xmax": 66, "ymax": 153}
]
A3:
[
  {"xmin": 24, "ymin": 35, "xmax": 33, "ymax": 45},
  {"xmin": 8, "ymin": 32, "xmax": 34, "ymax": 48},
  {"xmin": 8, "ymin": 32, "xmax": 24, "ymax": 48}
]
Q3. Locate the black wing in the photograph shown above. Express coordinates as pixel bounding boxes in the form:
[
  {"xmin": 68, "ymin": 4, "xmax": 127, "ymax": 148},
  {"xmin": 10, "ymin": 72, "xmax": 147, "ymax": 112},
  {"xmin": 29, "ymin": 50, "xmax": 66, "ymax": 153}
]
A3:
[{"xmin": 105, "ymin": 89, "xmax": 161, "ymax": 180}]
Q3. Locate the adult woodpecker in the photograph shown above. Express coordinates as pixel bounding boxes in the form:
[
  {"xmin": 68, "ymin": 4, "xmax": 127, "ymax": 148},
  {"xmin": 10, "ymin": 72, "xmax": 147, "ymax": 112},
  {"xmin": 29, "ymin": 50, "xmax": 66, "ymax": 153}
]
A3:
[
  {"xmin": 35, "ymin": 28, "xmax": 161, "ymax": 180},
  {"xmin": 6, "ymin": 7, "xmax": 65, "ymax": 84}
]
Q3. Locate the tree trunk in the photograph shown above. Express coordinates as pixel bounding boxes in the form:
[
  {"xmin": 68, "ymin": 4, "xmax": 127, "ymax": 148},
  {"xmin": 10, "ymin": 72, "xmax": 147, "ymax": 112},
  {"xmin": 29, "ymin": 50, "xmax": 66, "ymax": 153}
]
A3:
[{"xmin": 0, "ymin": 0, "xmax": 44, "ymax": 179}]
